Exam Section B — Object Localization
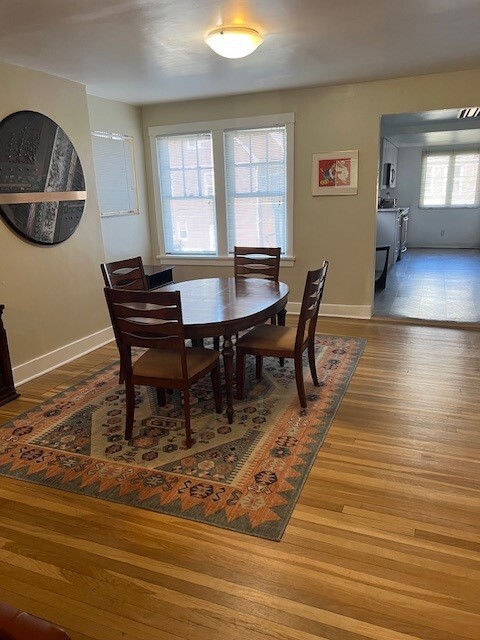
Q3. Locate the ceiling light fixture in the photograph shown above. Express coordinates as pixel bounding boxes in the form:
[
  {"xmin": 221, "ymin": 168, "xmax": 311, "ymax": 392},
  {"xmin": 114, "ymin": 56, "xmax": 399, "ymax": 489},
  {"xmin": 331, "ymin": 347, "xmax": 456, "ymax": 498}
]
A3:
[{"xmin": 205, "ymin": 26, "xmax": 263, "ymax": 59}]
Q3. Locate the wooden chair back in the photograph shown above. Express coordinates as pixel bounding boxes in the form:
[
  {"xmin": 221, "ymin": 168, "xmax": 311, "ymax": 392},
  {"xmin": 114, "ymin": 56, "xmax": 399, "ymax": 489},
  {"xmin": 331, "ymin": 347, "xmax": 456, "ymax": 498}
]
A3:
[
  {"xmin": 104, "ymin": 287, "xmax": 222, "ymax": 447},
  {"xmin": 104, "ymin": 288, "xmax": 187, "ymax": 378},
  {"xmin": 101, "ymin": 256, "xmax": 148, "ymax": 290},
  {"xmin": 295, "ymin": 261, "xmax": 329, "ymax": 350},
  {"xmin": 234, "ymin": 246, "xmax": 281, "ymax": 281}
]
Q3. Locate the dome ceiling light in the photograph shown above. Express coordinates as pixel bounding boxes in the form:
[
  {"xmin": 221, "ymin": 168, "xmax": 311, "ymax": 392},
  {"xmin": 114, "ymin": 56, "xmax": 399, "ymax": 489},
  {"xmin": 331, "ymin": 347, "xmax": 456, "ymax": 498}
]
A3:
[{"xmin": 205, "ymin": 26, "xmax": 263, "ymax": 59}]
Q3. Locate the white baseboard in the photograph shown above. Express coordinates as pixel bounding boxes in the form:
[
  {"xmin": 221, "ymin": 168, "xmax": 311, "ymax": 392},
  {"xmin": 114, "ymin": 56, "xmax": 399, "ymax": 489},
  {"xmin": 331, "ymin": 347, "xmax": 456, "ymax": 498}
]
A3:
[
  {"xmin": 12, "ymin": 302, "xmax": 371, "ymax": 387},
  {"xmin": 287, "ymin": 301, "xmax": 372, "ymax": 319},
  {"xmin": 13, "ymin": 326, "xmax": 115, "ymax": 387}
]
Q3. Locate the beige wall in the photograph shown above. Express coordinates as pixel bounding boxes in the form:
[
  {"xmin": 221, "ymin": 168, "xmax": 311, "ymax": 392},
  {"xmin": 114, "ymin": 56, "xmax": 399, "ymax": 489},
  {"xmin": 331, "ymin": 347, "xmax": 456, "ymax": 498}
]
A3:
[
  {"xmin": 141, "ymin": 69, "xmax": 480, "ymax": 313},
  {"xmin": 0, "ymin": 61, "xmax": 108, "ymax": 372},
  {"xmin": 2, "ymin": 62, "xmax": 480, "ymax": 379},
  {"xmin": 87, "ymin": 96, "xmax": 152, "ymax": 263}
]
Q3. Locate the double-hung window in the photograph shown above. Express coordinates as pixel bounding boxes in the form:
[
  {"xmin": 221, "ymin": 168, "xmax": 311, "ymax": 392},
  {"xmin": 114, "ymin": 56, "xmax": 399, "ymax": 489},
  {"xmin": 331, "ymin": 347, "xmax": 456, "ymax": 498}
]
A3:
[
  {"xmin": 150, "ymin": 114, "xmax": 294, "ymax": 261},
  {"xmin": 156, "ymin": 132, "xmax": 216, "ymax": 254},
  {"xmin": 420, "ymin": 149, "xmax": 480, "ymax": 208}
]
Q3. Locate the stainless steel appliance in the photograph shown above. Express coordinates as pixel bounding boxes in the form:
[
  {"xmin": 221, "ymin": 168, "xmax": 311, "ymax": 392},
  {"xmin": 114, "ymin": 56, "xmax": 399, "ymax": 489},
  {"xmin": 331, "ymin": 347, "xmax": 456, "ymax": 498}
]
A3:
[
  {"xmin": 383, "ymin": 162, "xmax": 396, "ymax": 187},
  {"xmin": 398, "ymin": 208, "xmax": 409, "ymax": 259},
  {"xmin": 376, "ymin": 207, "xmax": 409, "ymax": 269}
]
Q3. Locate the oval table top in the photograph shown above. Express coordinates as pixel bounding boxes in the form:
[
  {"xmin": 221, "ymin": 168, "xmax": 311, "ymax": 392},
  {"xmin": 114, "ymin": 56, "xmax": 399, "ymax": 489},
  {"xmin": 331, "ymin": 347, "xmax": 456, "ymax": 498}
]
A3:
[{"xmin": 160, "ymin": 277, "xmax": 289, "ymax": 337}]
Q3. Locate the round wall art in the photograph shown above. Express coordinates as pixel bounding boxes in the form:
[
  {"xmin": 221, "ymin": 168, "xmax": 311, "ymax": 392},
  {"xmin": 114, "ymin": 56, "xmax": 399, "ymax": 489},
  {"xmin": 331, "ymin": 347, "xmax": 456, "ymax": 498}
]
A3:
[{"xmin": 0, "ymin": 110, "xmax": 86, "ymax": 245}]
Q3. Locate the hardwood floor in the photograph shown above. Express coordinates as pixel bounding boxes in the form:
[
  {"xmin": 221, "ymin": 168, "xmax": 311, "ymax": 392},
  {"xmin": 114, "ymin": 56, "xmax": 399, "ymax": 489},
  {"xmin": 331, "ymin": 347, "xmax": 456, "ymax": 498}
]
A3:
[{"xmin": 0, "ymin": 318, "xmax": 479, "ymax": 640}]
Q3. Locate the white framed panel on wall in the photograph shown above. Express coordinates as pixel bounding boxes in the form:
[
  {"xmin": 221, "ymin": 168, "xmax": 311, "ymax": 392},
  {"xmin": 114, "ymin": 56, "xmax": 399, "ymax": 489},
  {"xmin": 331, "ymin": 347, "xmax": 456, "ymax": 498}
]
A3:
[{"xmin": 91, "ymin": 131, "xmax": 139, "ymax": 217}]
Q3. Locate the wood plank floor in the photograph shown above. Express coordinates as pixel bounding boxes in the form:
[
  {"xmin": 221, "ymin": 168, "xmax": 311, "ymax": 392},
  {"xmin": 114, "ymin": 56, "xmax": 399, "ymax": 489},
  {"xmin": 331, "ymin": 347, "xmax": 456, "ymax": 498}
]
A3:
[{"xmin": 0, "ymin": 317, "xmax": 479, "ymax": 640}]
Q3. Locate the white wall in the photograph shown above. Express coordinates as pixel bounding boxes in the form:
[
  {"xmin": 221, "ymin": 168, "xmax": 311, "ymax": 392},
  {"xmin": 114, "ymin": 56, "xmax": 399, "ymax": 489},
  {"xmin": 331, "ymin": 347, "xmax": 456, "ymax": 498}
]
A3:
[
  {"xmin": 395, "ymin": 146, "xmax": 480, "ymax": 248},
  {"xmin": 87, "ymin": 96, "xmax": 152, "ymax": 262}
]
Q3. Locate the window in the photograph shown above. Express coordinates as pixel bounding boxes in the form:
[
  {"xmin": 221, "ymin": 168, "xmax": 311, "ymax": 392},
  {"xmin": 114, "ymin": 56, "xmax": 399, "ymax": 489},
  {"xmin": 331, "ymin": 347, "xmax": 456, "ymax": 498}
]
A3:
[
  {"xmin": 420, "ymin": 149, "xmax": 480, "ymax": 208},
  {"xmin": 156, "ymin": 132, "xmax": 216, "ymax": 254},
  {"xmin": 225, "ymin": 126, "xmax": 287, "ymax": 252},
  {"xmin": 91, "ymin": 131, "xmax": 139, "ymax": 216},
  {"xmin": 149, "ymin": 114, "xmax": 294, "ymax": 260}
]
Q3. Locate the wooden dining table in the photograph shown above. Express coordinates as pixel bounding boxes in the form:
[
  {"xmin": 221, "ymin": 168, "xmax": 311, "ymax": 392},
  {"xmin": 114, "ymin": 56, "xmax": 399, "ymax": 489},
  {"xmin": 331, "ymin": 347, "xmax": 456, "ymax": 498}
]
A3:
[{"xmin": 159, "ymin": 277, "xmax": 289, "ymax": 423}]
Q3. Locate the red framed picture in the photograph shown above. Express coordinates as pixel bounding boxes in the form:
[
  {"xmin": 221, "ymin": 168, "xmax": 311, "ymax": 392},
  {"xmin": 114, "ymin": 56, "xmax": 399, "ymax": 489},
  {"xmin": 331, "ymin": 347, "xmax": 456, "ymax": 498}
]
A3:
[{"xmin": 312, "ymin": 150, "xmax": 358, "ymax": 195}]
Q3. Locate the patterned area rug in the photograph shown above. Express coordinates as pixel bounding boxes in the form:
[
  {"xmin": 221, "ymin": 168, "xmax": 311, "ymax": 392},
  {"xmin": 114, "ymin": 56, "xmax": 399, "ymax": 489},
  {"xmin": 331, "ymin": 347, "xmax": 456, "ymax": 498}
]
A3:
[{"xmin": 0, "ymin": 334, "xmax": 365, "ymax": 540}]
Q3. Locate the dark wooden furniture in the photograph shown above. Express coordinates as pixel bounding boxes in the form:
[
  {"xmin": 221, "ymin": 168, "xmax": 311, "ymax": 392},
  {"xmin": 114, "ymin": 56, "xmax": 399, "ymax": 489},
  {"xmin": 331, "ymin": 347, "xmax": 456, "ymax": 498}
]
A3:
[
  {"xmin": 0, "ymin": 305, "xmax": 19, "ymax": 406},
  {"xmin": 234, "ymin": 245, "xmax": 283, "ymax": 322},
  {"xmin": 101, "ymin": 259, "xmax": 174, "ymax": 292},
  {"xmin": 231, "ymin": 245, "xmax": 286, "ymax": 359},
  {"xmin": 236, "ymin": 262, "xmax": 328, "ymax": 408},
  {"xmin": 160, "ymin": 277, "xmax": 289, "ymax": 423},
  {"xmin": 0, "ymin": 600, "xmax": 70, "ymax": 639},
  {"xmin": 101, "ymin": 256, "xmax": 148, "ymax": 290},
  {"xmin": 375, "ymin": 245, "xmax": 390, "ymax": 291},
  {"xmin": 234, "ymin": 246, "xmax": 281, "ymax": 281},
  {"xmin": 211, "ymin": 246, "xmax": 283, "ymax": 352},
  {"xmin": 143, "ymin": 265, "xmax": 174, "ymax": 290},
  {"xmin": 104, "ymin": 288, "xmax": 222, "ymax": 447}
]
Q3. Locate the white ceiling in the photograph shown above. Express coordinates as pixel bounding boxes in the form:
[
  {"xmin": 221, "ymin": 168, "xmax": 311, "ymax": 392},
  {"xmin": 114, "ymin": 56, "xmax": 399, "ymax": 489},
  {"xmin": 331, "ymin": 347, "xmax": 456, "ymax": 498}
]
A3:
[
  {"xmin": 1, "ymin": 0, "xmax": 480, "ymax": 106},
  {"xmin": 382, "ymin": 108, "xmax": 480, "ymax": 147}
]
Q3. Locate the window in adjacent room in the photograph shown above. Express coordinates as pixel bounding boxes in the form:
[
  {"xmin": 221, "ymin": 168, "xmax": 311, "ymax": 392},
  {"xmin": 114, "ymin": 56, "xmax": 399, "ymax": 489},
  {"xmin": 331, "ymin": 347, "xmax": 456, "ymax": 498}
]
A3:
[
  {"xmin": 420, "ymin": 149, "xmax": 480, "ymax": 207},
  {"xmin": 91, "ymin": 131, "xmax": 139, "ymax": 216},
  {"xmin": 150, "ymin": 113, "xmax": 294, "ymax": 259}
]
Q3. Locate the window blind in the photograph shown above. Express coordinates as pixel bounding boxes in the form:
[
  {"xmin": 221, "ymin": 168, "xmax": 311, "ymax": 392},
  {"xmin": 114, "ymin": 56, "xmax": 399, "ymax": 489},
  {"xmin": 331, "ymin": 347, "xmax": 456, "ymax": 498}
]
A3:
[
  {"xmin": 420, "ymin": 150, "xmax": 480, "ymax": 207},
  {"xmin": 91, "ymin": 131, "xmax": 138, "ymax": 216},
  {"xmin": 224, "ymin": 126, "xmax": 287, "ymax": 252},
  {"xmin": 156, "ymin": 133, "xmax": 217, "ymax": 255}
]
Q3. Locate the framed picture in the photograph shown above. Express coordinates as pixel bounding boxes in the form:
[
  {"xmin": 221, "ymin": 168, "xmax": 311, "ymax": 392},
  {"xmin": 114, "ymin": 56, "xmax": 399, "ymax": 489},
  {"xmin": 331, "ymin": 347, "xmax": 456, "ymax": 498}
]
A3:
[{"xmin": 311, "ymin": 150, "xmax": 358, "ymax": 196}]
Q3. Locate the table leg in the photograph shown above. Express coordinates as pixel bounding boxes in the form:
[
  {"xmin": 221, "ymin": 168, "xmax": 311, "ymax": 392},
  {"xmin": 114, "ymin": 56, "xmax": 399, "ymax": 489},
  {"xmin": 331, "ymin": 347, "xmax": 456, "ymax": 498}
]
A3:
[
  {"xmin": 278, "ymin": 306, "xmax": 287, "ymax": 367},
  {"xmin": 222, "ymin": 334, "xmax": 234, "ymax": 423}
]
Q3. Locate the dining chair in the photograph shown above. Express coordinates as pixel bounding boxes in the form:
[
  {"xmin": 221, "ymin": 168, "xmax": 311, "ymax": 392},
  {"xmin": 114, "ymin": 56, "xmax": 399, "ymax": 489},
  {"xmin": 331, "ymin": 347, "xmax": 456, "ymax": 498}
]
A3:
[
  {"xmin": 232, "ymin": 245, "xmax": 286, "ymax": 359},
  {"xmin": 234, "ymin": 246, "xmax": 281, "ymax": 281},
  {"xmin": 101, "ymin": 257, "xmax": 150, "ymax": 385},
  {"xmin": 211, "ymin": 246, "xmax": 283, "ymax": 352},
  {"xmin": 104, "ymin": 288, "xmax": 222, "ymax": 448},
  {"xmin": 101, "ymin": 256, "xmax": 148, "ymax": 290},
  {"xmin": 236, "ymin": 261, "xmax": 329, "ymax": 408}
]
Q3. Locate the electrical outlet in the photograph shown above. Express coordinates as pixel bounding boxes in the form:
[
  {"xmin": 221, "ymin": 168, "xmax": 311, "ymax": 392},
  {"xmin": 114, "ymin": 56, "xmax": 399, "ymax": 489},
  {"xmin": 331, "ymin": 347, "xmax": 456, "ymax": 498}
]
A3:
[{"xmin": 440, "ymin": 229, "xmax": 445, "ymax": 236}]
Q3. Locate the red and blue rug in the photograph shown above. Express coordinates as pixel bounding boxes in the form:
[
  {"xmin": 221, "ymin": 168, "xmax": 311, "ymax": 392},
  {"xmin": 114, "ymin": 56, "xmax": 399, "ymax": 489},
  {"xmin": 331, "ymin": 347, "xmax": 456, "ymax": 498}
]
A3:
[{"xmin": 0, "ymin": 334, "xmax": 365, "ymax": 540}]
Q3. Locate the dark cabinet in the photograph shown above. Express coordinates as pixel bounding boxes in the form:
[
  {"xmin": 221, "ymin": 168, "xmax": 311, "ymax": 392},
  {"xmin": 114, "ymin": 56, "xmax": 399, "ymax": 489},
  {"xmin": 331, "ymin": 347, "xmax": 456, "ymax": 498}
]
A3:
[
  {"xmin": 143, "ymin": 265, "xmax": 174, "ymax": 290},
  {"xmin": 0, "ymin": 305, "xmax": 19, "ymax": 406}
]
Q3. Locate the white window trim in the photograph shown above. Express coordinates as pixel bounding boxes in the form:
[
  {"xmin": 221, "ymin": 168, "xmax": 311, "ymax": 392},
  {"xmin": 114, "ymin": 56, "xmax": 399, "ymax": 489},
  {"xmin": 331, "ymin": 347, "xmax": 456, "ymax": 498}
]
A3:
[
  {"xmin": 149, "ymin": 113, "xmax": 295, "ymax": 263},
  {"xmin": 92, "ymin": 130, "xmax": 140, "ymax": 218}
]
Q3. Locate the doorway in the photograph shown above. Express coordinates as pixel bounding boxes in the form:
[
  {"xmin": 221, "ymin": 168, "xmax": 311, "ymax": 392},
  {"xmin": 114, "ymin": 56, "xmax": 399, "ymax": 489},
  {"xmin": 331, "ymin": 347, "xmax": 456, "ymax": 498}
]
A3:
[{"xmin": 374, "ymin": 108, "xmax": 480, "ymax": 323}]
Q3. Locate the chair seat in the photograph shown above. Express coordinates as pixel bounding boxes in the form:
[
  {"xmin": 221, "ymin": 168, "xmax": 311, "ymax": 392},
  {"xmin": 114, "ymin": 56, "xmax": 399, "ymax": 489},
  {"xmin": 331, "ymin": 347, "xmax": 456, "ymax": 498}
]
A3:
[
  {"xmin": 237, "ymin": 324, "xmax": 306, "ymax": 354},
  {"xmin": 134, "ymin": 347, "xmax": 219, "ymax": 380}
]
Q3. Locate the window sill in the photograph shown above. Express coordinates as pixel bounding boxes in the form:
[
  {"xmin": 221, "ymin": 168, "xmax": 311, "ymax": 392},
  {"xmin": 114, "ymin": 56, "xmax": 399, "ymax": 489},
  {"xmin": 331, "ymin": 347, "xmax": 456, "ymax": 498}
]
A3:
[
  {"xmin": 100, "ymin": 210, "xmax": 140, "ymax": 218},
  {"xmin": 418, "ymin": 205, "xmax": 479, "ymax": 210},
  {"xmin": 155, "ymin": 254, "xmax": 296, "ymax": 268}
]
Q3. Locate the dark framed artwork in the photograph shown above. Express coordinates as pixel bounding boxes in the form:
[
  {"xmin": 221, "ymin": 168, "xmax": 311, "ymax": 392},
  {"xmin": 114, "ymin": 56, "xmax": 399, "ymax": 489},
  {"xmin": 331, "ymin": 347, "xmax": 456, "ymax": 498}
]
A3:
[{"xmin": 0, "ymin": 110, "xmax": 86, "ymax": 245}]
